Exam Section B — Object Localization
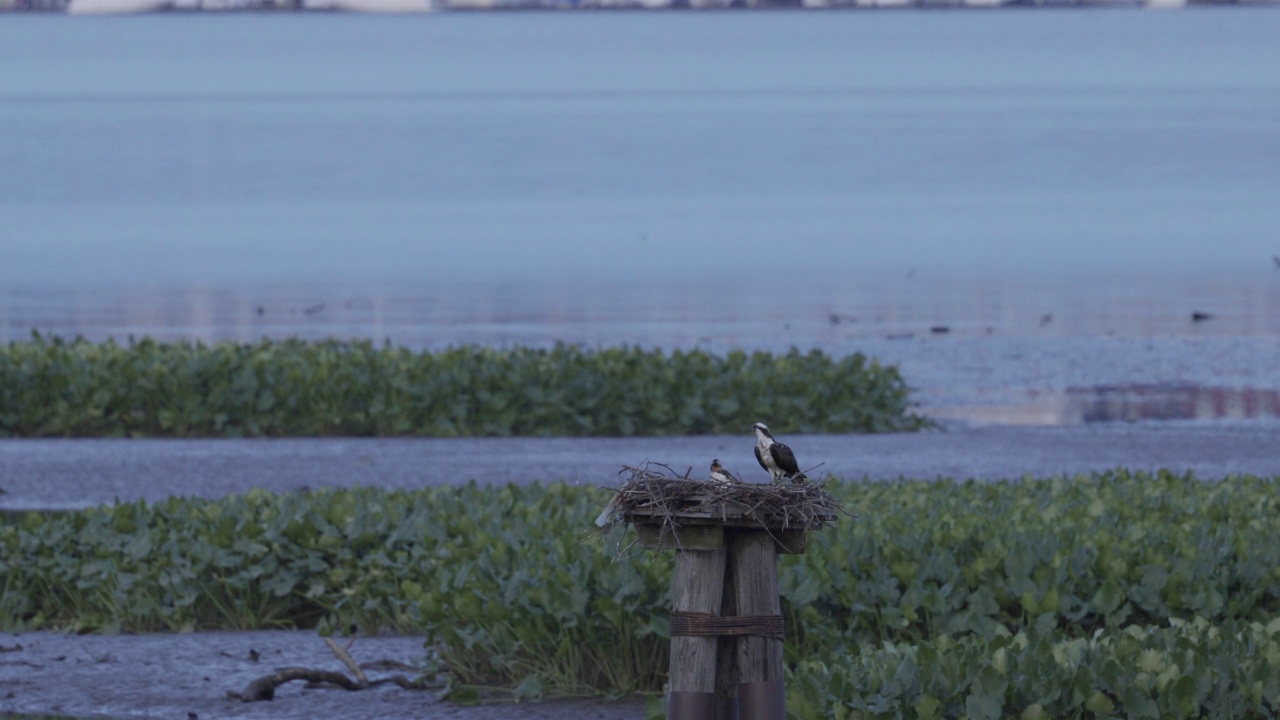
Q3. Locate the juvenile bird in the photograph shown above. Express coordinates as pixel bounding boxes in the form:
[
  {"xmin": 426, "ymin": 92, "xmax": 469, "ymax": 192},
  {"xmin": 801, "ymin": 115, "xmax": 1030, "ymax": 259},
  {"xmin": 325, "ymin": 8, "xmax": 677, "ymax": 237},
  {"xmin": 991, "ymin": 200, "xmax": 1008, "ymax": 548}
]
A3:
[{"xmin": 709, "ymin": 458, "xmax": 739, "ymax": 484}]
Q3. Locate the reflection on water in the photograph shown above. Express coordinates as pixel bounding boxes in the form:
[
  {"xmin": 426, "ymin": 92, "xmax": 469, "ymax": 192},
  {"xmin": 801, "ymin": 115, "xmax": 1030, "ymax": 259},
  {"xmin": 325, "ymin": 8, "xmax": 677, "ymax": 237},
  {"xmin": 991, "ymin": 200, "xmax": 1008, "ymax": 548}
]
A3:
[
  {"xmin": 1071, "ymin": 384, "xmax": 1280, "ymax": 423},
  {"xmin": 930, "ymin": 384, "xmax": 1280, "ymax": 425},
  {"xmin": 3, "ymin": 269, "xmax": 1279, "ymax": 426}
]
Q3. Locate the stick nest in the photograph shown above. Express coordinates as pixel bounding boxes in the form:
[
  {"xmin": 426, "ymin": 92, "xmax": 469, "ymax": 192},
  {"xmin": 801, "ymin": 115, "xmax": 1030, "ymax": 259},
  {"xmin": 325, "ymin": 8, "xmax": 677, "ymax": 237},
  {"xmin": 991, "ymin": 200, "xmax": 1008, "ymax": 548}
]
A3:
[{"xmin": 606, "ymin": 462, "xmax": 852, "ymax": 533}]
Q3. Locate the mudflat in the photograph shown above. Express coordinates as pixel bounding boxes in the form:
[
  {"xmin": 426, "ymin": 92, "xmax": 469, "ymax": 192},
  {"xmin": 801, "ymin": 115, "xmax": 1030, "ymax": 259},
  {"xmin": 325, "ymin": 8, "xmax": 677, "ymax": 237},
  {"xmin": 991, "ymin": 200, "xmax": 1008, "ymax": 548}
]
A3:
[{"xmin": 0, "ymin": 630, "xmax": 645, "ymax": 720}]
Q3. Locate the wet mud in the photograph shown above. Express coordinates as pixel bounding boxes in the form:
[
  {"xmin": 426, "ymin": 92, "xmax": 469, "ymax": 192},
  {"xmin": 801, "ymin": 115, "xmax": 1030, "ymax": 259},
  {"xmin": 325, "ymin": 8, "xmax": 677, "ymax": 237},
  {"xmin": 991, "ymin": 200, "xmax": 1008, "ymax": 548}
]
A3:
[{"xmin": 0, "ymin": 631, "xmax": 645, "ymax": 720}]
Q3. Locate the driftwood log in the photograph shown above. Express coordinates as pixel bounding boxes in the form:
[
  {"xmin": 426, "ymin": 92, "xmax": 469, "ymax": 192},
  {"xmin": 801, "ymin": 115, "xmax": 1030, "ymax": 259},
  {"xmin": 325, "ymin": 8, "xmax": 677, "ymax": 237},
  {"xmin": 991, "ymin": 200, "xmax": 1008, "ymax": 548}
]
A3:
[{"xmin": 227, "ymin": 637, "xmax": 430, "ymax": 702}]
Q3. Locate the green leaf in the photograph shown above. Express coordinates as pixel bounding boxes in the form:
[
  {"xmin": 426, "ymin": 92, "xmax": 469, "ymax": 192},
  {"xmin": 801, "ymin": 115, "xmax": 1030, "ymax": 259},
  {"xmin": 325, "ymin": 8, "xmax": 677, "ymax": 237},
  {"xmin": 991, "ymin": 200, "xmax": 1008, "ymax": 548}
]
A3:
[
  {"xmin": 443, "ymin": 685, "xmax": 480, "ymax": 705},
  {"xmin": 914, "ymin": 692, "xmax": 942, "ymax": 720},
  {"xmin": 513, "ymin": 674, "xmax": 543, "ymax": 701},
  {"xmin": 965, "ymin": 691, "xmax": 1002, "ymax": 720},
  {"xmin": 1086, "ymin": 690, "xmax": 1116, "ymax": 715}
]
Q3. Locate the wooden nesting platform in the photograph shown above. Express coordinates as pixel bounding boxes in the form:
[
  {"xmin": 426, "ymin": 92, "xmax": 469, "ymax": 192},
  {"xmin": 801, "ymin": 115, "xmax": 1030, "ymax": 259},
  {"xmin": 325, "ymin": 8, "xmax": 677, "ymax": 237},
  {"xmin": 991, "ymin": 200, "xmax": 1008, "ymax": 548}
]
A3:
[
  {"xmin": 602, "ymin": 464, "xmax": 849, "ymax": 719},
  {"xmin": 609, "ymin": 465, "xmax": 846, "ymax": 555}
]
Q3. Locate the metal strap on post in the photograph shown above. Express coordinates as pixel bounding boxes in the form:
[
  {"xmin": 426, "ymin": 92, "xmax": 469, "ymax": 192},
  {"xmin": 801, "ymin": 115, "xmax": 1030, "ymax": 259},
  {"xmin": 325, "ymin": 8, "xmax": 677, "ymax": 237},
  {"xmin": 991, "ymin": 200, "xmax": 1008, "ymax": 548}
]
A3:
[{"xmin": 669, "ymin": 611, "xmax": 785, "ymax": 640}]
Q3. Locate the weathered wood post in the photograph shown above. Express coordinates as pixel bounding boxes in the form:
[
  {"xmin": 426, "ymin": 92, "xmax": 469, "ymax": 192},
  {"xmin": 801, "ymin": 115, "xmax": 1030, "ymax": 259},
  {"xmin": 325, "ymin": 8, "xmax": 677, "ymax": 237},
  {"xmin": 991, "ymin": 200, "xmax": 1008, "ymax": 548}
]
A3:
[
  {"xmin": 730, "ymin": 530, "xmax": 786, "ymax": 720},
  {"xmin": 616, "ymin": 469, "xmax": 837, "ymax": 720},
  {"xmin": 669, "ymin": 548, "xmax": 727, "ymax": 718}
]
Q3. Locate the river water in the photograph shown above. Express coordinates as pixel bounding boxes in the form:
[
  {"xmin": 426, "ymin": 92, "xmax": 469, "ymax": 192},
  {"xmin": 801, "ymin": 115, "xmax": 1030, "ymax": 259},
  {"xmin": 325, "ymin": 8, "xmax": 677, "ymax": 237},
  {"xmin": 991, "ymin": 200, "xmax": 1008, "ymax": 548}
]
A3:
[{"xmin": 2, "ymin": 10, "xmax": 1279, "ymax": 424}]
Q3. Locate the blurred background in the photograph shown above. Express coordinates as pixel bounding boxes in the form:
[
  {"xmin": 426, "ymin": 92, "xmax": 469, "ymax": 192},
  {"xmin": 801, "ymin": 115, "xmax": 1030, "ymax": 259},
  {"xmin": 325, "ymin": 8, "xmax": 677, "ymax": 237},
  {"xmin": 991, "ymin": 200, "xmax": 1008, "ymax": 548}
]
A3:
[{"xmin": 3, "ymin": 10, "xmax": 1279, "ymax": 424}]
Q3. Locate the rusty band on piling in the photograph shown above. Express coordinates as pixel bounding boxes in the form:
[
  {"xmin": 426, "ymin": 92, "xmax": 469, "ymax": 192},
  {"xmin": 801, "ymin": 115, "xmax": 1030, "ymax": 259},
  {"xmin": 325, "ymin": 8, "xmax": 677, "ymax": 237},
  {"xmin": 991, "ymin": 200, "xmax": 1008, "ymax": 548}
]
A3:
[
  {"xmin": 668, "ymin": 691, "xmax": 716, "ymax": 720},
  {"xmin": 738, "ymin": 679, "xmax": 786, "ymax": 720},
  {"xmin": 669, "ymin": 611, "xmax": 785, "ymax": 640}
]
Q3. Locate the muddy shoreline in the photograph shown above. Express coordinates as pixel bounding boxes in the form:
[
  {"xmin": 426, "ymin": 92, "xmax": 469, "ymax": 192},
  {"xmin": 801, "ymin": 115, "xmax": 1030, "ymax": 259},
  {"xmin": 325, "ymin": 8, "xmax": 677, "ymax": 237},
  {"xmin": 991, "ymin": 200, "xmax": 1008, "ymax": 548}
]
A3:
[{"xmin": 0, "ymin": 631, "xmax": 646, "ymax": 720}]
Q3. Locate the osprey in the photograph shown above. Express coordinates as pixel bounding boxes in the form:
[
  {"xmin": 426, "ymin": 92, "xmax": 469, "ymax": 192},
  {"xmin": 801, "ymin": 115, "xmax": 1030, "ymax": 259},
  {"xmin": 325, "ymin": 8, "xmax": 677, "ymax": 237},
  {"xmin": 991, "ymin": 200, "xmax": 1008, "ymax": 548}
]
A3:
[
  {"xmin": 709, "ymin": 458, "xmax": 739, "ymax": 484},
  {"xmin": 753, "ymin": 422, "xmax": 805, "ymax": 484}
]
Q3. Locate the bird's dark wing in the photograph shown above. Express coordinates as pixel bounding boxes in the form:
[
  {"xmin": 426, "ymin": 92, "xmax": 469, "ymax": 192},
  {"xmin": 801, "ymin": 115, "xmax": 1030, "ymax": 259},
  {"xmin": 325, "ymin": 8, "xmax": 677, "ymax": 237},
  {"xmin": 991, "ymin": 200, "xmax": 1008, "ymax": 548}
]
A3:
[
  {"xmin": 770, "ymin": 442, "xmax": 800, "ymax": 476},
  {"xmin": 754, "ymin": 445, "xmax": 770, "ymax": 472}
]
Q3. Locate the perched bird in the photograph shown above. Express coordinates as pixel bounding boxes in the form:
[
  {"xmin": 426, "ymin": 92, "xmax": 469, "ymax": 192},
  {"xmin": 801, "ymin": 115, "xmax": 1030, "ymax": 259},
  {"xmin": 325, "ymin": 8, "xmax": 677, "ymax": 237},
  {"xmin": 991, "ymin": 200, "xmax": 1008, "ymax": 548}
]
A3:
[
  {"xmin": 752, "ymin": 422, "xmax": 804, "ymax": 484},
  {"xmin": 709, "ymin": 458, "xmax": 739, "ymax": 484}
]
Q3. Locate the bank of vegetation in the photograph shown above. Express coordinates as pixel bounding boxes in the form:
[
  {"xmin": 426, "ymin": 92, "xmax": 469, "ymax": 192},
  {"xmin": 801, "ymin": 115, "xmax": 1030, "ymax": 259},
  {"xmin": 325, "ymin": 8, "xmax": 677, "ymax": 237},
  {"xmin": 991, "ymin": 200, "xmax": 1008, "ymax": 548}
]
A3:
[
  {"xmin": 0, "ymin": 335, "xmax": 924, "ymax": 437},
  {"xmin": 3, "ymin": 470, "xmax": 1279, "ymax": 718}
]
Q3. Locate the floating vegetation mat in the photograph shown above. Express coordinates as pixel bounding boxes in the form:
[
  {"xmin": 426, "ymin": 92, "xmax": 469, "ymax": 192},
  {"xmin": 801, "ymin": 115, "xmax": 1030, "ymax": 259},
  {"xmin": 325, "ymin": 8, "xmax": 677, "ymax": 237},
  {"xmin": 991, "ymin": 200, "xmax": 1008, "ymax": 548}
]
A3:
[
  {"xmin": 605, "ymin": 463, "xmax": 851, "ymax": 533},
  {"xmin": 0, "ymin": 335, "xmax": 926, "ymax": 437}
]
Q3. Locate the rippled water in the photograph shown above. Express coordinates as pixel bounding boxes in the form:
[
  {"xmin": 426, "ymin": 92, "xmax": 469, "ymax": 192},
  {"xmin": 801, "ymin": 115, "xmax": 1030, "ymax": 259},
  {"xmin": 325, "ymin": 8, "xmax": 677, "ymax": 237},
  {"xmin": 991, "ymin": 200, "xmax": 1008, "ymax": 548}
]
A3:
[{"xmin": 3, "ymin": 11, "xmax": 1279, "ymax": 423}]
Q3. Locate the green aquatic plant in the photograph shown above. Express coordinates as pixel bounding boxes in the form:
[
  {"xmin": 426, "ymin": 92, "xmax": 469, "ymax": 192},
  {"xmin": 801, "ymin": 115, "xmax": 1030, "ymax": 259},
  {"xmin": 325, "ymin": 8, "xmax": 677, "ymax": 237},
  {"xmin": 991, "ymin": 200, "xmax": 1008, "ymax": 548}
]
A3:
[
  {"xmin": 3, "ymin": 470, "xmax": 1280, "ymax": 717},
  {"xmin": 790, "ymin": 616, "xmax": 1280, "ymax": 720},
  {"xmin": 0, "ymin": 334, "xmax": 925, "ymax": 437}
]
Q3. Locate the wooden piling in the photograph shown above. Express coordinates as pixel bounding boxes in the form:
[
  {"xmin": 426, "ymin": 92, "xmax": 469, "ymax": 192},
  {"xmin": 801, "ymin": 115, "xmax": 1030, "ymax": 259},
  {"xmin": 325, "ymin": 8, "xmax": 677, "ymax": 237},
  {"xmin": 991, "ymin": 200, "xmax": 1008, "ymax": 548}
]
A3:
[
  {"xmin": 731, "ymin": 531, "xmax": 785, "ymax": 720},
  {"xmin": 714, "ymin": 541, "xmax": 740, "ymax": 720},
  {"xmin": 669, "ymin": 549, "xmax": 727, "ymax": 700},
  {"xmin": 615, "ymin": 469, "xmax": 843, "ymax": 720}
]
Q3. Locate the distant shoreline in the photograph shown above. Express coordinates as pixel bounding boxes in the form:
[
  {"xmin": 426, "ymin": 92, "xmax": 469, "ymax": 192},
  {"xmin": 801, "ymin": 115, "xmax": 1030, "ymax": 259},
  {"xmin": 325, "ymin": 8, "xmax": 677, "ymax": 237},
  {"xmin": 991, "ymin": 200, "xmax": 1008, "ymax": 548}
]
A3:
[{"xmin": 7, "ymin": 0, "xmax": 1279, "ymax": 14}]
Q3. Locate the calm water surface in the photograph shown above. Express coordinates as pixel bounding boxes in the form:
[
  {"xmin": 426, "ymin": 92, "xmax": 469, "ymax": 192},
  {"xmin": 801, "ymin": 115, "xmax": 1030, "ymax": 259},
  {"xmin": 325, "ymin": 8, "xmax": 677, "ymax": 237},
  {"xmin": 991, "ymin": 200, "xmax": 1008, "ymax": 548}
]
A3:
[{"xmin": 2, "ymin": 11, "xmax": 1279, "ymax": 422}]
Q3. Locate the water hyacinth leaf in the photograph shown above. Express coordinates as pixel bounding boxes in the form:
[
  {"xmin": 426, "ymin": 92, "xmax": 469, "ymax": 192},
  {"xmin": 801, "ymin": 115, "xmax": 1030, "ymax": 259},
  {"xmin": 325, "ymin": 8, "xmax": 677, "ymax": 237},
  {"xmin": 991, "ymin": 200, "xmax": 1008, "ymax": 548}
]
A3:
[
  {"xmin": 1085, "ymin": 690, "xmax": 1116, "ymax": 715},
  {"xmin": 1120, "ymin": 684, "xmax": 1160, "ymax": 720},
  {"xmin": 1020, "ymin": 703, "xmax": 1046, "ymax": 719},
  {"xmin": 914, "ymin": 692, "xmax": 943, "ymax": 720},
  {"xmin": 1168, "ymin": 674, "xmax": 1200, "ymax": 719},
  {"xmin": 965, "ymin": 691, "xmax": 1003, "ymax": 720}
]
